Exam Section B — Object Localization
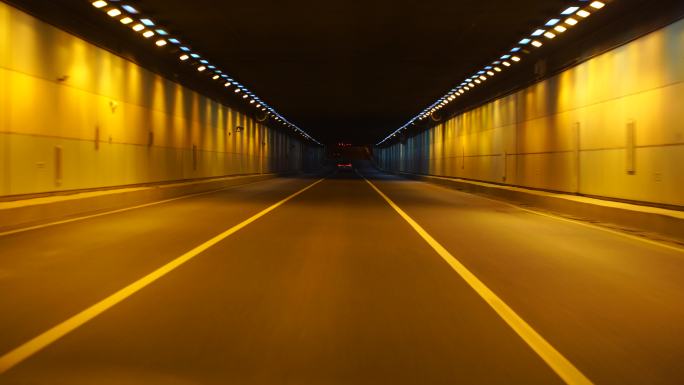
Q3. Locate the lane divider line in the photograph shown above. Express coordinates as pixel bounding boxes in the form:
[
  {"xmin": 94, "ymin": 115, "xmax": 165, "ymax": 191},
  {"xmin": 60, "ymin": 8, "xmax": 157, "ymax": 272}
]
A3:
[
  {"xmin": 0, "ymin": 177, "xmax": 325, "ymax": 375},
  {"xmin": 361, "ymin": 175, "xmax": 594, "ymax": 385},
  {"xmin": 0, "ymin": 178, "xmax": 279, "ymax": 238}
]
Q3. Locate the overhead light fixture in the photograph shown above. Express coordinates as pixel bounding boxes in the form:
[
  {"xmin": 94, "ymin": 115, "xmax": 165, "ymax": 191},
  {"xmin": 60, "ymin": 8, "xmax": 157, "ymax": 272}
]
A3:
[
  {"xmin": 511, "ymin": 56, "xmax": 521, "ymax": 62},
  {"xmin": 249, "ymin": 100, "xmax": 255, "ymax": 104},
  {"xmin": 212, "ymin": 75, "xmax": 220, "ymax": 80},
  {"xmin": 590, "ymin": 1, "xmax": 605, "ymax": 9},
  {"xmin": 92, "ymin": 1, "xmax": 107, "ymax": 8},
  {"xmin": 242, "ymin": 94, "xmax": 248, "ymax": 99},
  {"xmin": 140, "ymin": 18, "xmax": 155, "ymax": 26},
  {"xmin": 119, "ymin": 17, "xmax": 133, "ymax": 24},
  {"xmin": 179, "ymin": 54, "xmax": 189, "ymax": 61},
  {"xmin": 132, "ymin": 23, "xmax": 144, "ymax": 32},
  {"xmin": 544, "ymin": 31, "xmax": 556, "ymax": 39},
  {"xmin": 531, "ymin": 29, "xmax": 545, "ymax": 36},
  {"xmin": 554, "ymin": 25, "xmax": 567, "ymax": 33},
  {"xmin": 519, "ymin": 38, "xmax": 531, "ymax": 45},
  {"xmin": 168, "ymin": 38, "xmax": 180, "ymax": 44},
  {"xmin": 487, "ymin": 71, "xmax": 494, "ymax": 76},
  {"xmin": 561, "ymin": 6, "xmax": 579, "ymax": 15},
  {"xmin": 576, "ymin": 10, "xmax": 590, "ymax": 18},
  {"xmin": 234, "ymin": 88, "xmax": 241, "ymax": 93},
  {"xmin": 531, "ymin": 40, "xmax": 542, "ymax": 47},
  {"xmin": 106, "ymin": 8, "xmax": 121, "ymax": 17},
  {"xmin": 155, "ymin": 29, "xmax": 168, "ymax": 35},
  {"xmin": 494, "ymin": 67, "xmax": 501, "ymax": 72},
  {"xmin": 474, "ymin": 79, "xmax": 481, "ymax": 84},
  {"xmin": 224, "ymin": 82, "xmax": 232, "ymax": 87},
  {"xmin": 545, "ymin": 19, "xmax": 560, "ymax": 26},
  {"xmin": 565, "ymin": 17, "xmax": 578, "ymax": 25},
  {"xmin": 197, "ymin": 66, "xmax": 206, "ymax": 72},
  {"xmin": 502, "ymin": 61, "xmax": 511, "ymax": 67},
  {"xmin": 155, "ymin": 39, "xmax": 167, "ymax": 47},
  {"xmin": 142, "ymin": 30, "xmax": 154, "ymax": 38},
  {"xmin": 479, "ymin": 75, "xmax": 487, "ymax": 81},
  {"xmin": 121, "ymin": 5, "xmax": 139, "ymax": 14}
]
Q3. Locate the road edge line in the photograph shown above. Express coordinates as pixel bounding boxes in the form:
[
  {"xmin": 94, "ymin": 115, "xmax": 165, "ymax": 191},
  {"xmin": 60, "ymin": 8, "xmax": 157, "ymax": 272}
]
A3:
[
  {"xmin": 0, "ymin": 177, "xmax": 325, "ymax": 374},
  {"xmin": 362, "ymin": 175, "xmax": 594, "ymax": 385}
]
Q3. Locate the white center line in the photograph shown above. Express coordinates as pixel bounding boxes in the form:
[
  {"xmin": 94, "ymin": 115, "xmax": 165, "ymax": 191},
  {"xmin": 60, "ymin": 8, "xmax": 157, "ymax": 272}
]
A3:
[
  {"xmin": 362, "ymin": 175, "xmax": 594, "ymax": 385},
  {"xmin": 0, "ymin": 177, "xmax": 325, "ymax": 374}
]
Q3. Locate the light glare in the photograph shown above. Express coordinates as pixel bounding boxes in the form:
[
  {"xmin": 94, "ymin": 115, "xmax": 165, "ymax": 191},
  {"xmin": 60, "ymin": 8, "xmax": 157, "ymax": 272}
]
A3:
[
  {"xmin": 577, "ymin": 10, "xmax": 590, "ymax": 18},
  {"xmin": 92, "ymin": 1, "xmax": 107, "ymax": 8},
  {"xmin": 155, "ymin": 39, "xmax": 167, "ymax": 47},
  {"xmin": 119, "ymin": 17, "xmax": 133, "ymax": 24},
  {"xmin": 142, "ymin": 30, "xmax": 154, "ymax": 38},
  {"xmin": 106, "ymin": 8, "xmax": 121, "ymax": 17},
  {"xmin": 132, "ymin": 23, "xmax": 144, "ymax": 31},
  {"xmin": 590, "ymin": 1, "xmax": 605, "ymax": 9},
  {"xmin": 565, "ymin": 17, "xmax": 578, "ymax": 26}
]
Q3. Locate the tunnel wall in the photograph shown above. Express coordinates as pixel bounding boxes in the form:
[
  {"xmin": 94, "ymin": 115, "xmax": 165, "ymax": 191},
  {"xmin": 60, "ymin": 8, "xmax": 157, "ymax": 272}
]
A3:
[
  {"xmin": 377, "ymin": 18, "xmax": 684, "ymax": 207},
  {"xmin": 0, "ymin": 2, "xmax": 319, "ymax": 197}
]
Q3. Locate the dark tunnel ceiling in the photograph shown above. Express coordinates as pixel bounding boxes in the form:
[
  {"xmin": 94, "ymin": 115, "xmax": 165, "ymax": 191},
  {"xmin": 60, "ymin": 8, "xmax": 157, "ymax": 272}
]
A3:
[
  {"xmin": 133, "ymin": 0, "xmax": 572, "ymax": 144},
  {"xmin": 13, "ymin": 0, "xmax": 639, "ymax": 144}
]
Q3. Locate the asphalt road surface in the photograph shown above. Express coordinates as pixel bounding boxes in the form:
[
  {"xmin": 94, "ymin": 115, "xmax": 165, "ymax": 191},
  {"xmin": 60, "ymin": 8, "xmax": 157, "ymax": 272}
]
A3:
[{"xmin": 0, "ymin": 167, "xmax": 683, "ymax": 385}]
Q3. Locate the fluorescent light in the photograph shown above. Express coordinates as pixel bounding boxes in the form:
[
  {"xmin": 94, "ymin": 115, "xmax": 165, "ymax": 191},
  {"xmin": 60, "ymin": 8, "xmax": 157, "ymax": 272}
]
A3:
[
  {"xmin": 519, "ymin": 38, "xmax": 531, "ymax": 45},
  {"xmin": 179, "ymin": 54, "xmax": 189, "ymax": 61},
  {"xmin": 121, "ymin": 5, "xmax": 139, "ymax": 14},
  {"xmin": 479, "ymin": 75, "xmax": 487, "ymax": 81},
  {"xmin": 501, "ymin": 54, "xmax": 511, "ymax": 59},
  {"xmin": 106, "ymin": 8, "xmax": 121, "ymax": 17},
  {"xmin": 545, "ymin": 19, "xmax": 560, "ymax": 26},
  {"xmin": 256, "ymin": 104, "xmax": 261, "ymax": 108},
  {"xmin": 197, "ymin": 66, "xmax": 206, "ymax": 72},
  {"xmin": 544, "ymin": 31, "xmax": 556, "ymax": 39},
  {"xmin": 487, "ymin": 71, "xmax": 494, "ymax": 76},
  {"xmin": 577, "ymin": 10, "xmax": 590, "ymax": 18},
  {"xmin": 249, "ymin": 100, "xmax": 255, "ymax": 104},
  {"xmin": 132, "ymin": 23, "xmax": 144, "ymax": 31},
  {"xmin": 474, "ymin": 79, "xmax": 481, "ymax": 84},
  {"xmin": 180, "ymin": 46, "xmax": 191, "ymax": 52},
  {"xmin": 531, "ymin": 40, "xmax": 542, "ymax": 47},
  {"xmin": 200, "ymin": 59, "xmax": 208, "ymax": 64},
  {"xmin": 92, "ymin": 1, "xmax": 107, "ymax": 8},
  {"xmin": 142, "ymin": 30, "xmax": 154, "ymax": 38},
  {"xmin": 561, "ymin": 6, "xmax": 579, "ymax": 15},
  {"xmin": 119, "ymin": 17, "xmax": 133, "ymax": 24},
  {"xmin": 155, "ymin": 39, "xmax": 167, "ymax": 47},
  {"xmin": 212, "ymin": 75, "xmax": 220, "ymax": 80},
  {"xmin": 511, "ymin": 56, "xmax": 521, "ymax": 62},
  {"xmin": 224, "ymin": 82, "xmax": 232, "ymax": 87},
  {"xmin": 590, "ymin": 1, "xmax": 605, "ymax": 9},
  {"xmin": 554, "ymin": 25, "xmax": 567, "ymax": 33},
  {"xmin": 565, "ymin": 17, "xmax": 578, "ymax": 26},
  {"xmin": 190, "ymin": 53, "xmax": 200, "ymax": 58},
  {"xmin": 234, "ymin": 88, "xmax": 241, "ymax": 93},
  {"xmin": 510, "ymin": 47, "xmax": 521, "ymax": 52},
  {"xmin": 155, "ymin": 29, "xmax": 168, "ymax": 36},
  {"xmin": 494, "ymin": 67, "xmax": 501, "ymax": 72},
  {"xmin": 140, "ymin": 18, "xmax": 155, "ymax": 26},
  {"xmin": 531, "ymin": 29, "xmax": 545, "ymax": 36}
]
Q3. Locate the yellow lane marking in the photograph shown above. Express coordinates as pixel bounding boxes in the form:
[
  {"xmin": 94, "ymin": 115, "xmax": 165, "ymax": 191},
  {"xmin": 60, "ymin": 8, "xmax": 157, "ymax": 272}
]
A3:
[
  {"xmin": 0, "ymin": 178, "xmax": 325, "ymax": 374},
  {"xmin": 510, "ymin": 204, "xmax": 684, "ymax": 254},
  {"xmin": 0, "ymin": 178, "xmax": 275, "ymax": 238},
  {"xmin": 362, "ymin": 176, "xmax": 594, "ymax": 385},
  {"xmin": 416, "ymin": 177, "xmax": 683, "ymax": 253}
]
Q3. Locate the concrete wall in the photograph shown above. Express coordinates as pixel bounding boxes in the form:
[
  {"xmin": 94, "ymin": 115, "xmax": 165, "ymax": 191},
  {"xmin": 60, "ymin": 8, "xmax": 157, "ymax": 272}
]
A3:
[
  {"xmin": 0, "ymin": 2, "xmax": 318, "ymax": 197},
  {"xmin": 377, "ymin": 18, "xmax": 684, "ymax": 207}
]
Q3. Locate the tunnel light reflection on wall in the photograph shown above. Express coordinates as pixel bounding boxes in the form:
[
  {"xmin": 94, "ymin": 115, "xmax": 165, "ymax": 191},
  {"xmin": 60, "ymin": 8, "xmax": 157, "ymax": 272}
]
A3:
[
  {"xmin": 376, "ymin": 0, "xmax": 610, "ymax": 145},
  {"xmin": 87, "ymin": 0, "xmax": 321, "ymax": 145}
]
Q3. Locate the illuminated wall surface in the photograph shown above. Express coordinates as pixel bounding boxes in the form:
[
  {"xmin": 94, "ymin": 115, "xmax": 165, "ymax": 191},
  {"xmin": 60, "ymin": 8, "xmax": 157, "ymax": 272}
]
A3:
[
  {"xmin": 0, "ymin": 3, "xmax": 316, "ymax": 196},
  {"xmin": 378, "ymin": 18, "xmax": 684, "ymax": 207}
]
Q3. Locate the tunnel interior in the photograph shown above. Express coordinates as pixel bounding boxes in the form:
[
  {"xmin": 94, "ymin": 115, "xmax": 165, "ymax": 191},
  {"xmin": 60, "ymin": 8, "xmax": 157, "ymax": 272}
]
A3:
[{"xmin": 1, "ymin": 0, "xmax": 684, "ymax": 384}]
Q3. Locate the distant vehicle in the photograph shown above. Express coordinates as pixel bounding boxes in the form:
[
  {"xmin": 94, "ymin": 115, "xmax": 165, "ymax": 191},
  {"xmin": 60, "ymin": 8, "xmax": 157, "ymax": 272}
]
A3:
[{"xmin": 336, "ymin": 160, "xmax": 353, "ymax": 171}]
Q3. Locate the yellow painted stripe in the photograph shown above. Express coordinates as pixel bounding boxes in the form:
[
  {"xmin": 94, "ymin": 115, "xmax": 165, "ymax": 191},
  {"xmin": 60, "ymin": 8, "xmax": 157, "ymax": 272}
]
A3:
[
  {"xmin": 0, "ymin": 178, "xmax": 325, "ymax": 374},
  {"xmin": 363, "ymin": 177, "xmax": 594, "ymax": 385},
  {"xmin": 0, "ymin": 179, "xmax": 273, "ymax": 238}
]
